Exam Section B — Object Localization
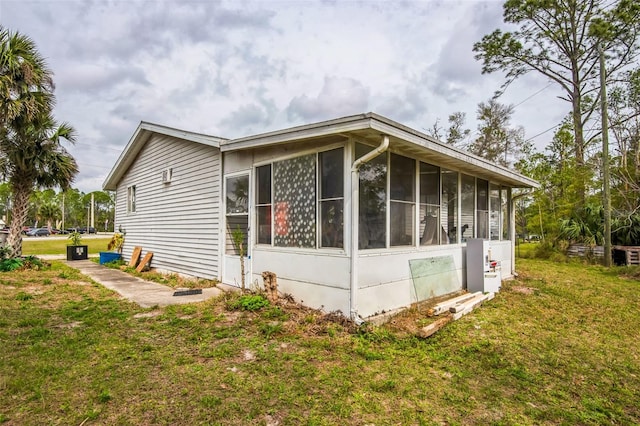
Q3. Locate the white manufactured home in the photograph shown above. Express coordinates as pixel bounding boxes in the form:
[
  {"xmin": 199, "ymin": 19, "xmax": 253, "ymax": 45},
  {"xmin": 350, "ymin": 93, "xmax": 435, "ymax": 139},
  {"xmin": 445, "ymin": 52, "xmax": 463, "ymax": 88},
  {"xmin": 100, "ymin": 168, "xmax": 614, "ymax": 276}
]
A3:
[{"xmin": 103, "ymin": 113, "xmax": 537, "ymax": 320}]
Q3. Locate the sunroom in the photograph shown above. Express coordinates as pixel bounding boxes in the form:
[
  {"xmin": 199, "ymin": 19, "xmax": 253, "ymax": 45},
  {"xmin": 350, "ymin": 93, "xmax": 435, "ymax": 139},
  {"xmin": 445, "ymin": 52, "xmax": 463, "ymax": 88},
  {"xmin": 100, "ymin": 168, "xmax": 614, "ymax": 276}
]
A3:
[{"xmin": 221, "ymin": 113, "xmax": 536, "ymax": 320}]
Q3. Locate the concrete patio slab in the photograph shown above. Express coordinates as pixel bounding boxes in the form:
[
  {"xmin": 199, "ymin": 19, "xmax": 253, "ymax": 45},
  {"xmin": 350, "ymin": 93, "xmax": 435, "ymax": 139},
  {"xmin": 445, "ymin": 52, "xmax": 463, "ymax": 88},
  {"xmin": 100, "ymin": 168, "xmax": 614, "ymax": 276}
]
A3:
[{"xmin": 66, "ymin": 260, "xmax": 222, "ymax": 308}]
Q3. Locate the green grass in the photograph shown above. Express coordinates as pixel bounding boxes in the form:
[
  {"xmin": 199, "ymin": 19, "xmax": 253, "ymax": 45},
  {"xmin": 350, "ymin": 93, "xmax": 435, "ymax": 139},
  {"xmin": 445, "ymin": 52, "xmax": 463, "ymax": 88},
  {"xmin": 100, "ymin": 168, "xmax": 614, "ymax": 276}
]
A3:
[
  {"xmin": 0, "ymin": 259, "xmax": 638, "ymax": 425},
  {"xmin": 21, "ymin": 237, "xmax": 110, "ymax": 255},
  {"xmin": 515, "ymin": 241, "xmax": 538, "ymax": 258}
]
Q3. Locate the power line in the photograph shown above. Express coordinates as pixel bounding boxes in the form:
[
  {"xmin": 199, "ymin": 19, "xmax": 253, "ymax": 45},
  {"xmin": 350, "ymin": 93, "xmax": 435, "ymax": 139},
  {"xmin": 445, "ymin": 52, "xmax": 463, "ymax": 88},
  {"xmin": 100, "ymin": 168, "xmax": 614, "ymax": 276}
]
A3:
[
  {"xmin": 72, "ymin": 141, "xmax": 124, "ymax": 153},
  {"xmin": 526, "ymin": 124, "xmax": 560, "ymax": 142},
  {"xmin": 512, "ymin": 82, "xmax": 554, "ymax": 108},
  {"xmin": 78, "ymin": 162, "xmax": 113, "ymax": 170}
]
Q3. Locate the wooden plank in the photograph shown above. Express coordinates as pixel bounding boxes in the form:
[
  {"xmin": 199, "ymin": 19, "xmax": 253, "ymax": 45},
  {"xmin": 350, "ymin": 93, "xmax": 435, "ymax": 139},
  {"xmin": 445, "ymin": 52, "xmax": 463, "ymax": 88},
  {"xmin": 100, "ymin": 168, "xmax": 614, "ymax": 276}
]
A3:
[
  {"xmin": 449, "ymin": 293, "xmax": 487, "ymax": 313},
  {"xmin": 430, "ymin": 292, "xmax": 481, "ymax": 316},
  {"xmin": 451, "ymin": 293, "xmax": 493, "ymax": 320},
  {"xmin": 568, "ymin": 244, "xmax": 604, "ymax": 259},
  {"xmin": 136, "ymin": 252, "xmax": 153, "ymax": 273},
  {"xmin": 128, "ymin": 246, "xmax": 142, "ymax": 268},
  {"xmin": 417, "ymin": 316, "xmax": 452, "ymax": 338}
]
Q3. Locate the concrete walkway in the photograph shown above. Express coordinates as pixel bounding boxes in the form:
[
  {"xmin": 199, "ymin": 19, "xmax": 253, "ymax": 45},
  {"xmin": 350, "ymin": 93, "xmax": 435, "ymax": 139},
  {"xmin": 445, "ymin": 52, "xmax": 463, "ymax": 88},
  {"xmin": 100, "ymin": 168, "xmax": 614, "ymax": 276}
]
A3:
[{"xmin": 67, "ymin": 260, "xmax": 223, "ymax": 308}]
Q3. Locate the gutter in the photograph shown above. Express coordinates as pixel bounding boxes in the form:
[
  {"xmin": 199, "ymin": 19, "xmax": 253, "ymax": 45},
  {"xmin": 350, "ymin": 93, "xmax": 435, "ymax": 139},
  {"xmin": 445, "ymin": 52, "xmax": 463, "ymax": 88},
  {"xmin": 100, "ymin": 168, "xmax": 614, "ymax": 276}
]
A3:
[{"xmin": 349, "ymin": 134, "xmax": 390, "ymax": 324}]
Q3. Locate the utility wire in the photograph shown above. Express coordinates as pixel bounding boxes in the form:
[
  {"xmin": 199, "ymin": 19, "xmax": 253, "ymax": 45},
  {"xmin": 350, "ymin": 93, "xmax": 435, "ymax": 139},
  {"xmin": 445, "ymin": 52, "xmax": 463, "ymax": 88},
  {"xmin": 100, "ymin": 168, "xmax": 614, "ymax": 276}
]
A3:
[
  {"xmin": 525, "ymin": 124, "xmax": 560, "ymax": 142},
  {"xmin": 512, "ymin": 82, "xmax": 554, "ymax": 108}
]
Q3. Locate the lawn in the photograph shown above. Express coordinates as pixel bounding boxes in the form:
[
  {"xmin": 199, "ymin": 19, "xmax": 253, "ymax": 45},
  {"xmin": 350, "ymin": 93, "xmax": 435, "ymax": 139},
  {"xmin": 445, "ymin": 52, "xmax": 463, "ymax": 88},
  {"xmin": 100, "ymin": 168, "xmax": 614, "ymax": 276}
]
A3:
[
  {"xmin": 21, "ymin": 236, "xmax": 110, "ymax": 256},
  {"xmin": 0, "ymin": 258, "xmax": 638, "ymax": 425}
]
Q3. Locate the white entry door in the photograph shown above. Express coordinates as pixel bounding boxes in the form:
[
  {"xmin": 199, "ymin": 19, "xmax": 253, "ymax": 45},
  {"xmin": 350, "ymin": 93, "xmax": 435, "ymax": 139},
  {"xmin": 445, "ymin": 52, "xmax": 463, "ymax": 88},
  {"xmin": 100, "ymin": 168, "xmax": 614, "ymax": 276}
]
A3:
[{"xmin": 222, "ymin": 172, "xmax": 251, "ymax": 288}]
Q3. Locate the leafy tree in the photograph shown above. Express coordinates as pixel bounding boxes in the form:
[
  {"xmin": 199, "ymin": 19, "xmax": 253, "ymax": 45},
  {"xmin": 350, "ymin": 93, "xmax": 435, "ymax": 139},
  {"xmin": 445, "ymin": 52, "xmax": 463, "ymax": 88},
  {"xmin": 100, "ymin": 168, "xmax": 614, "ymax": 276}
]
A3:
[
  {"xmin": 29, "ymin": 188, "xmax": 56, "ymax": 226},
  {"xmin": 446, "ymin": 112, "xmax": 471, "ymax": 148},
  {"xmin": 2, "ymin": 114, "xmax": 78, "ymax": 255},
  {"xmin": 62, "ymin": 188, "xmax": 85, "ymax": 228},
  {"xmin": 474, "ymin": 0, "xmax": 640, "ymax": 201},
  {"xmin": 1, "ymin": 28, "xmax": 78, "ymax": 255},
  {"xmin": 608, "ymin": 68, "xmax": 640, "ymax": 212},
  {"xmin": 515, "ymin": 121, "xmax": 597, "ymax": 239},
  {"xmin": 91, "ymin": 191, "xmax": 115, "ymax": 231},
  {"xmin": 426, "ymin": 118, "xmax": 444, "ymax": 141},
  {"xmin": 428, "ymin": 112, "xmax": 471, "ymax": 149},
  {"xmin": 80, "ymin": 191, "xmax": 115, "ymax": 231},
  {"xmin": 38, "ymin": 202, "xmax": 58, "ymax": 230},
  {"xmin": 611, "ymin": 213, "xmax": 640, "ymax": 245},
  {"xmin": 470, "ymin": 99, "xmax": 529, "ymax": 167},
  {"xmin": 559, "ymin": 203, "xmax": 604, "ymax": 245}
]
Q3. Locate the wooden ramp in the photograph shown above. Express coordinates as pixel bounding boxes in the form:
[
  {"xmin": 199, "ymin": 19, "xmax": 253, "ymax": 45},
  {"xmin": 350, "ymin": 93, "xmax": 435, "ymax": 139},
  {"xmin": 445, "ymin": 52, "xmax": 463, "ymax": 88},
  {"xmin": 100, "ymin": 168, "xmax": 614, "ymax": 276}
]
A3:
[
  {"xmin": 136, "ymin": 252, "xmax": 153, "ymax": 273},
  {"xmin": 128, "ymin": 246, "xmax": 142, "ymax": 268}
]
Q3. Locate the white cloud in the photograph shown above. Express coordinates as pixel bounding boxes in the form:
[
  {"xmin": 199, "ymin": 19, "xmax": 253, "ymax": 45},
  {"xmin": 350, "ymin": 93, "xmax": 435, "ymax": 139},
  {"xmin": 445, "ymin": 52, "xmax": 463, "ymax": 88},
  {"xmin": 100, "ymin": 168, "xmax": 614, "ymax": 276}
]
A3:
[
  {"xmin": 0, "ymin": 0, "xmax": 570, "ymax": 192},
  {"xmin": 287, "ymin": 76, "xmax": 370, "ymax": 121}
]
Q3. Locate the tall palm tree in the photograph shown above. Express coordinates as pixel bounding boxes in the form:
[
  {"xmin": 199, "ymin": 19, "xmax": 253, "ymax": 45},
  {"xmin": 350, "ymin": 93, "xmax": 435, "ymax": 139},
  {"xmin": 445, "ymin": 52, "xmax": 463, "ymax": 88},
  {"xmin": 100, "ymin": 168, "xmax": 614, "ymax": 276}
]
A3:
[
  {"xmin": 1, "ymin": 114, "xmax": 78, "ymax": 256},
  {"xmin": 1, "ymin": 26, "xmax": 77, "ymax": 257}
]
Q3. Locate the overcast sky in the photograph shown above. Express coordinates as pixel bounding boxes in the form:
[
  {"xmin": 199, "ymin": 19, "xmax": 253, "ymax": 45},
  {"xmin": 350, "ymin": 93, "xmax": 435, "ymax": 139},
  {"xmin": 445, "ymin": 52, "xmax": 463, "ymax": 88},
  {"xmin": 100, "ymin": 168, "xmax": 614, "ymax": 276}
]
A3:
[{"xmin": 1, "ymin": 0, "xmax": 567, "ymax": 193}]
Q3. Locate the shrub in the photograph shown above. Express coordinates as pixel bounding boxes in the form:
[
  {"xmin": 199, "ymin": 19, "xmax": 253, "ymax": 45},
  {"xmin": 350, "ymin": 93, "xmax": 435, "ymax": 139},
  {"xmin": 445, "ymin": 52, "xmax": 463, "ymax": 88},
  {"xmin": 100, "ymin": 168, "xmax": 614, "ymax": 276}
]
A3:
[
  {"xmin": 227, "ymin": 294, "xmax": 270, "ymax": 311},
  {"xmin": 0, "ymin": 258, "xmax": 23, "ymax": 272},
  {"xmin": 21, "ymin": 256, "xmax": 47, "ymax": 271},
  {"xmin": 533, "ymin": 240, "xmax": 563, "ymax": 260}
]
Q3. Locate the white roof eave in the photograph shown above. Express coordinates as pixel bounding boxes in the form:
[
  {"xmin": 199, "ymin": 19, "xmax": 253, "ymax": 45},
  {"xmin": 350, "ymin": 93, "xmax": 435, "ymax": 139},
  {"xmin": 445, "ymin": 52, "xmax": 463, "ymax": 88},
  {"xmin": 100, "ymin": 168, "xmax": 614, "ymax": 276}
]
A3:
[
  {"xmin": 102, "ymin": 122, "xmax": 226, "ymax": 191},
  {"xmin": 368, "ymin": 118, "xmax": 540, "ymax": 189},
  {"xmin": 220, "ymin": 112, "xmax": 539, "ymax": 189}
]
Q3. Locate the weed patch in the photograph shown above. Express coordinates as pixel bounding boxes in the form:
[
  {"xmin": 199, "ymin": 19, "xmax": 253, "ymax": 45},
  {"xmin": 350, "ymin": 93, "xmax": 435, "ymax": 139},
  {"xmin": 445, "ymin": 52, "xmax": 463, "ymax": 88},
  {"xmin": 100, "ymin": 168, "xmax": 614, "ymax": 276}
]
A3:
[
  {"xmin": 0, "ymin": 258, "xmax": 23, "ymax": 272},
  {"xmin": 15, "ymin": 291, "xmax": 33, "ymax": 301},
  {"xmin": 227, "ymin": 293, "xmax": 270, "ymax": 311}
]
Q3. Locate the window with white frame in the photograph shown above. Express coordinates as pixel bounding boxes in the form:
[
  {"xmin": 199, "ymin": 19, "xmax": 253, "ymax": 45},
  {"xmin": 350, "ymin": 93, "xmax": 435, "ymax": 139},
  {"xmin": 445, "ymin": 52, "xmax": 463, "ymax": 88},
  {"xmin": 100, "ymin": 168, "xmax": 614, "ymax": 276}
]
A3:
[
  {"xmin": 127, "ymin": 185, "xmax": 136, "ymax": 213},
  {"xmin": 390, "ymin": 153, "xmax": 415, "ymax": 246},
  {"xmin": 419, "ymin": 162, "xmax": 441, "ymax": 245},
  {"xmin": 477, "ymin": 179, "xmax": 489, "ymax": 239},
  {"xmin": 441, "ymin": 169, "xmax": 458, "ymax": 244},
  {"xmin": 256, "ymin": 165, "xmax": 272, "ymax": 245},
  {"xmin": 225, "ymin": 174, "xmax": 249, "ymax": 255},
  {"xmin": 254, "ymin": 144, "xmax": 514, "ymax": 250},
  {"xmin": 319, "ymin": 148, "xmax": 344, "ymax": 248},
  {"xmin": 501, "ymin": 188, "xmax": 510, "ymax": 240},
  {"xmin": 357, "ymin": 144, "xmax": 387, "ymax": 249},
  {"xmin": 489, "ymin": 184, "xmax": 501, "ymax": 240},
  {"xmin": 460, "ymin": 174, "xmax": 475, "ymax": 242},
  {"xmin": 255, "ymin": 149, "xmax": 345, "ymax": 250},
  {"xmin": 273, "ymin": 154, "xmax": 317, "ymax": 248}
]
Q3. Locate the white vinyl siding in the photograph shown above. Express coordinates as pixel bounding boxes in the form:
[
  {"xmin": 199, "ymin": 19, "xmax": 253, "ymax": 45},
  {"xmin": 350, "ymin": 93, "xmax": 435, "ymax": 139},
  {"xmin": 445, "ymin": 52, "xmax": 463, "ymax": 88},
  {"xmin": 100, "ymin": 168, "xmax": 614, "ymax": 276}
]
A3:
[{"xmin": 114, "ymin": 134, "xmax": 221, "ymax": 279}]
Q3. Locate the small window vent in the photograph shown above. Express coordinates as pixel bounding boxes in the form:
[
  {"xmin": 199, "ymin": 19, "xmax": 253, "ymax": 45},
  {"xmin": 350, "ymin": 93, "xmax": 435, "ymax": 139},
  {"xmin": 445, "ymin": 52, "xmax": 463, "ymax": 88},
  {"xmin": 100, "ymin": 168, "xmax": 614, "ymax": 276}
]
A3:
[{"xmin": 162, "ymin": 168, "xmax": 173, "ymax": 184}]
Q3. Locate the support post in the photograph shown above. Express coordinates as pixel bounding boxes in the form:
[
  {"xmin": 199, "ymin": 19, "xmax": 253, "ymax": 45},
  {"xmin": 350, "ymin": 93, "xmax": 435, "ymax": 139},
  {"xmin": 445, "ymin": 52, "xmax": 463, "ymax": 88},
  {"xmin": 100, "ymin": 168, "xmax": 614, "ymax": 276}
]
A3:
[{"xmin": 599, "ymin": 43, "xmax": 611, "ymax": 267}]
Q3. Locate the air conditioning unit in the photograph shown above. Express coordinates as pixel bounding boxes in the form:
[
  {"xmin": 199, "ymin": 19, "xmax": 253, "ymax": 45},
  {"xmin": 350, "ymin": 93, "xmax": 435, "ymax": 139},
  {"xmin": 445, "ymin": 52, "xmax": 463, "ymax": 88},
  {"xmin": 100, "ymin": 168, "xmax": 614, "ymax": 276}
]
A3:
[{"xmin": 162, "ymin": 168, "xmax": 173, "ymax": 184}]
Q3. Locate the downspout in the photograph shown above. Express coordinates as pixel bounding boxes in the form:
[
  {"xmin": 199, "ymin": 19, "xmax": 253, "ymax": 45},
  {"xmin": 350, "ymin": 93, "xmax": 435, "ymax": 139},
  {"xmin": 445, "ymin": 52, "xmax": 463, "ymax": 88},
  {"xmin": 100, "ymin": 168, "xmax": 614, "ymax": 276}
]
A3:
[
  {"xmin": 510, "ymin": 190, "xmax": 532, "ymax": 277},
  {"xmin": 350, "ymin": 134, "xmax": 390, "ymax": 324}
]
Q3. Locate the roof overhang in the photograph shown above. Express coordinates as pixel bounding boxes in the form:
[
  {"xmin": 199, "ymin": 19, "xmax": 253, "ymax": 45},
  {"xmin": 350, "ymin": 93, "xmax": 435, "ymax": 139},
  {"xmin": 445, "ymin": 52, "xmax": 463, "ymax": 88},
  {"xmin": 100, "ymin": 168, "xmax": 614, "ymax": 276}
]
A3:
[
  {"xmin": 221, "ymin": 112, "xmax": 539, "ymax": 189},
  {"xmin": 103, "ymin": 122, "xmax": 227, "ymax": 191}
]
